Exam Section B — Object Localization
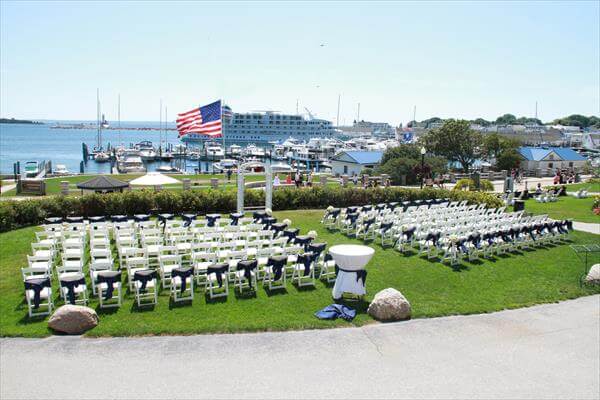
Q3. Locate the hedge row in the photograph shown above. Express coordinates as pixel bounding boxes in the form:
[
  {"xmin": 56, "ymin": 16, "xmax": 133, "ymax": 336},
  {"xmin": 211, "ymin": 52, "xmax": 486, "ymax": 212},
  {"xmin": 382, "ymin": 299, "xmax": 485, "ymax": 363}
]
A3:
[{"xmin": 0, "ymin": 187, "xmax": 503, "ymax": 232}]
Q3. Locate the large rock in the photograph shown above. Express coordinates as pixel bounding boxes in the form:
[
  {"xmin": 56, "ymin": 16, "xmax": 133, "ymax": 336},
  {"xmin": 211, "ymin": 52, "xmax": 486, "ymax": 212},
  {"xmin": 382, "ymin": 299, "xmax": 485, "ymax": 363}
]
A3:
[
  {"xmin": 48, "ymin": 305, "xmax": 98, "ymax": 334},
  {"xmin": 585, "ymin": 264, "xmax": 600, "ymax": 285},
  {"xmin": 368, "ymin": 288, "xmax": 411, "ymax": 321}
]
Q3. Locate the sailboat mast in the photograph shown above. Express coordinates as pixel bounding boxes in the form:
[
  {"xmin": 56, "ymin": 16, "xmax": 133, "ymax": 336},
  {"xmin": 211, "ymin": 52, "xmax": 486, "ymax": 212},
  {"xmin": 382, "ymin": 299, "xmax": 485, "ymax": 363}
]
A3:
[
  {"xmin": 118, "ymin": 94, "xmax": 121, "ymax": 147},
  {"xmin": 165, "ymin": 106, "xmax": 168, "ymax": 154},
  {"xmin": 96, "ymin": 88, "xmax": 101, "ymax": 149},
  {"xmin": 159, "ymin": 99, "xmax": 163, "ymax": 153},
  {"xmin": 336, "ymin": 94, "xmax": 341, "ymax": 127}
]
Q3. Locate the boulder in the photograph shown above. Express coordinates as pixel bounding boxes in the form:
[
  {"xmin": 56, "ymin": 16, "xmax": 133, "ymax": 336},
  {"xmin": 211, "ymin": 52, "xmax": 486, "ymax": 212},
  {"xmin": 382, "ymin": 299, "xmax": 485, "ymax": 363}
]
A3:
[
  {"xmin": 585, "ymin": 264, "xmax": 600, "ymax": 285},
  {"xmin": 48, "ymin": 305, "xmax": 98, "ymax": 334},
  {"xmin": 367, "ymin": 288, "xmax": 411, "ymax": 321}
]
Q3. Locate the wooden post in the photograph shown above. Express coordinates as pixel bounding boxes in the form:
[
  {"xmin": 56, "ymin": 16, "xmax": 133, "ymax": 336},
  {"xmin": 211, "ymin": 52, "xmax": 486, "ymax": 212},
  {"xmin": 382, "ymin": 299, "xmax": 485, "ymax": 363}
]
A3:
[
  {"xmin": 183, "ymin": 178, "xmax": 191, "ymax": 191},
  {"xmin": 60, "ymin": 181, "xmax": 69, "ymax": 196}
]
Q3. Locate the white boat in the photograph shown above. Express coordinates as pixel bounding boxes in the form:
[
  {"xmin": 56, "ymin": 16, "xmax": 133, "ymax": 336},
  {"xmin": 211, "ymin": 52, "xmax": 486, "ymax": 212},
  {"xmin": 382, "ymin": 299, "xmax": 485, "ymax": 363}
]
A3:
[
  {"xmin": 118, "ymin": 156, "xmax": 146, "ymax": 173},
  {"xmin": 172, "ymin": 144, "xmax": 187, "ymax": 158},
  {"xmin": 243, "ymin": 144, "xmax": 265, "ymax": 158},
  {"xmin": 228, "ymin": 144, "xmax": 242, "ymax": 157},
  {"xmin": 206, "ymin": 143, "xmax": 225, "ymax": 159},
  {"xmin": 213, "ymin": 159, "xmax": 238, "ymax": 172},
  {"xmin": 156, "ymin": 165, "xmax": 181, "ymax": 173},
  {"xmin": 54, "ymin": 164, "xmax": 70, "ymax": 176},
  {"xmin": 94, "ymin": 152, "xmax": 110, "ymax": 162},
  {"xmin": 136, "ymin": 141, "xmax": 157, "ymax": 162},
  {"xmin": 270, "ymin": 162, "xmax": 293, "ymax": 172},
  {"xmin": 24, "ymin": 161, "xmax": 39, "ymax": 177}
]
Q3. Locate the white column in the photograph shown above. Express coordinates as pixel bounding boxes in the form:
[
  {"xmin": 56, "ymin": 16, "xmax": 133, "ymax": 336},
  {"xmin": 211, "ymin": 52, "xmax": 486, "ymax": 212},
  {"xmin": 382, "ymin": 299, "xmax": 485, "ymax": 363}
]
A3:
[
  {"xmin": 237, "ymin": 169, "xmax": 245, "ymax": 213},
  {"xmin": 265, "ymin": 165, "xmax": 273, "ymax": 210}
]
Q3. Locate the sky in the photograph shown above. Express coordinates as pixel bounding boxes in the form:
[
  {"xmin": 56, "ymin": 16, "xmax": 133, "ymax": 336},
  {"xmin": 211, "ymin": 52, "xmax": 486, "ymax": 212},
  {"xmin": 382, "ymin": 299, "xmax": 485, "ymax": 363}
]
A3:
[{"xmin": 1, "ymin": 1, "xmax": 599, "ymax": 125}]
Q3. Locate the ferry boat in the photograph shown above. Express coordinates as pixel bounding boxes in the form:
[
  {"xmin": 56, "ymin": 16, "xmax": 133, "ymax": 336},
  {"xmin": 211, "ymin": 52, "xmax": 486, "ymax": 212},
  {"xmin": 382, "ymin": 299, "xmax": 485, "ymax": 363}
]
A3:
[
  {"xmin": 180, "ymin": 106, "xmax": 335, "ymax": 145},
  {"xmin": 24, "ymin": 161, "xmax": 39, "ymax": 177}
]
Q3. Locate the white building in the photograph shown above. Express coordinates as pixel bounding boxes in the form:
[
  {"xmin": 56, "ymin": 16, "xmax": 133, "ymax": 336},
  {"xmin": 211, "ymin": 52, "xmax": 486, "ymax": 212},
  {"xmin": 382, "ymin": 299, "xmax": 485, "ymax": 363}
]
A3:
[{"xmin": 330, "ymin": 150, "xmax": 384, "ymax": 176}]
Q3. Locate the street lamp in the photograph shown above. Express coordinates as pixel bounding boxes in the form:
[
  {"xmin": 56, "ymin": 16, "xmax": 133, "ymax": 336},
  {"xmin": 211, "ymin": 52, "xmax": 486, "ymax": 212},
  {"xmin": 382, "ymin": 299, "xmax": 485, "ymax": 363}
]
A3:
[{"xmin": 420, "ymin": 146, "xmax": 426, "ymax": 189}]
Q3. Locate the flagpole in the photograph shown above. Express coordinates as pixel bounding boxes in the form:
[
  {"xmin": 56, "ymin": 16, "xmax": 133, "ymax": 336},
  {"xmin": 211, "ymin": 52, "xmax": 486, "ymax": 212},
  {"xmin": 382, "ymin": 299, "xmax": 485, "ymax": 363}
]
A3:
[{"xmin": 221, "ymin": 98, "xmax": 225, "ymax": 152}]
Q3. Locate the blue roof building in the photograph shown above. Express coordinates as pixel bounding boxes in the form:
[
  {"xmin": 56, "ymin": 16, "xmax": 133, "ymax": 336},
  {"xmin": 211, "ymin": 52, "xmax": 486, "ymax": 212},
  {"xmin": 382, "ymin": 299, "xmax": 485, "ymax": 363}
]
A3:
[
  {"xmin": 330, "ymin": 150, "xmax": 384, "ymax": 176},
  {"xmin": 518, "ymin": 146, "xmax": 587, "ymax": 175}
]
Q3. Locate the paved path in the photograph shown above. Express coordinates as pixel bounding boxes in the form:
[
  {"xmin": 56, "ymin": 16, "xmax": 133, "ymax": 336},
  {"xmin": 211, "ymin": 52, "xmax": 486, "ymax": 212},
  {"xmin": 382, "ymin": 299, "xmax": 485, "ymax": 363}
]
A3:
[
  {"xmin": 1, "ymin": 295, "xmax": 598, "ymax": 400},
  {"xmin": 0, "ymin": 183, "xmax": 16, "ymax": 194},
  {"xmin": 574, "ymin": 221, "xmax": 600, "ymax": 235}
]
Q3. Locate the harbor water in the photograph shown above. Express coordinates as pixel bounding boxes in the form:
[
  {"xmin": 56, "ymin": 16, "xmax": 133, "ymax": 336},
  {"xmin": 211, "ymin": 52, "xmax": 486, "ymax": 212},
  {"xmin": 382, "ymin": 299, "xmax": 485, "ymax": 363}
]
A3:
[{"xmin": 0, "ymin": 121, "xmax": 222, "ymax": 175}]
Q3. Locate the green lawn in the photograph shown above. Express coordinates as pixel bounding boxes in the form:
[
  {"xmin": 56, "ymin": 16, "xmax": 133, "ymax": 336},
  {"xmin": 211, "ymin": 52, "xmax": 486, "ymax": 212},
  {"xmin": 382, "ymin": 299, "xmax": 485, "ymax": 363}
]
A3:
[
  {"xmin": 544, "ymin": 180, "xmax": 600, "ymax": 193},
  {"xmin": 0, "ymin": 210, "xmax": 598, "ymax": 337},
  {"xmin": 0, "ymin": 173, "xmax": 283, "ymax": 197},
  {"xmin": 521, "ymin": 196, "xmax": 600, "ymax": 223}
]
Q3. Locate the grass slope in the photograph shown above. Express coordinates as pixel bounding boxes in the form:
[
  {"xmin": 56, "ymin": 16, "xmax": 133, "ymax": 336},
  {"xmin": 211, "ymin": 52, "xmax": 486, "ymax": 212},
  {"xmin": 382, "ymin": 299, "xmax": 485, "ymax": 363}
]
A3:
[
  {"xmin": 521, "ymin": 196, "xmax": 600, "ymax": 223},
  {"xmin": 0, "ymin": 210, "xmax": 598, "ymax": 337}
]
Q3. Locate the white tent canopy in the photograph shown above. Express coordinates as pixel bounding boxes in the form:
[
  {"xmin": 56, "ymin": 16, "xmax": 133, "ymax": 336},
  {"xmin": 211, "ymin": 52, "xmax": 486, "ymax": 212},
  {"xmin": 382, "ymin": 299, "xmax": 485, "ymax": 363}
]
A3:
[{"xmin": 129, "ymin": 172, "xmax": 181, "ymax": 186}]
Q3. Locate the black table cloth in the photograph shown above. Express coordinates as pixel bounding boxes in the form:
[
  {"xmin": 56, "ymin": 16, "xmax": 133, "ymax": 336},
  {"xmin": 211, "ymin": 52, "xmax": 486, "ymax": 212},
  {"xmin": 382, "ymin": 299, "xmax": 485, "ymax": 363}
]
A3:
[
  {"xmin": 24, "ymin": 277, "xmax": 51, "ymax": 309},
  {"xmin": 97, "ymin": 270, "xmax": 121, "ymax": 300},
  {"xmin": 60, "ymin": 273, "xmax": 86, "ymax": 305},
  {"xmin": 133, "ymin": 269, "xmax": 157, "ymax": 292},
  {"xmin": 236, "ymin": 260, "xmax": 257, "ymax": 288},
  {"xmin": 266, "ymin": 256, "xmax": 288, "ymax": 281},
  {"xmin": 229, "ymin": 213, "xmax": 244, "ymax": 226},
  {"xmin": 207, "ymin": 263, "xmax": 229, "ymax": 288},
  {"xmin": 172, "ymin": 267, "xmax": 193, "ymax": 293}
]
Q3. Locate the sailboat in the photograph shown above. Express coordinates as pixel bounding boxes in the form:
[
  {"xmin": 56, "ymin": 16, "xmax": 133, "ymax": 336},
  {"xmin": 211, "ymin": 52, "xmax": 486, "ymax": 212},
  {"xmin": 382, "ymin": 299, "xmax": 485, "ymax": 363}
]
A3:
[{"xmin": 93, "ymin": 89, "xmax": 110, "ymax": 162}]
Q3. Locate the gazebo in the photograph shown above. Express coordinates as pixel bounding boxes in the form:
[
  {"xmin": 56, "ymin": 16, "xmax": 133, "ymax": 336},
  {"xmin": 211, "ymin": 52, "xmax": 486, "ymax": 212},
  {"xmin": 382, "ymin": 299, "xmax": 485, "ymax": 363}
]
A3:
[
  {"xmin": 76, "ymin": 176, "xmax": 129, "ymax": 194},
  {"xmin": 129, "ymin": 172, "xmax": 181, "ymax": 190}
]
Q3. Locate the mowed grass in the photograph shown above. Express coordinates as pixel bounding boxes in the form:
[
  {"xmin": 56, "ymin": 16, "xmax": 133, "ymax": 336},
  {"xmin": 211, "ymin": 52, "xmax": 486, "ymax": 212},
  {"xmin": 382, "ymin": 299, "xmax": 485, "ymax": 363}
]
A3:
[
  {"xmin": 545, "ymin": 180, "xmax": 600, "ymax": 193},
  {"xmin": 0, "ymin": 173, "xmax": 279, "ymax": 197},
  {"xmin": 0, "ymin": 210, "xmax": 598, "ymax": 337},
  {"xmin": 520, "ymin": 196, "xmax": 600, "ymax": 223}
]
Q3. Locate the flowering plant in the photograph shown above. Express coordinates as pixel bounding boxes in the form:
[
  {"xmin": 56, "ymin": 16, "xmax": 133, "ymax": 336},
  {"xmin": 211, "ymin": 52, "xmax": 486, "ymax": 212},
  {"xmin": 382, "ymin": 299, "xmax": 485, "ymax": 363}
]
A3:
[{"xmin": 307, "ymin": 230, "xmax": 318, "ymax": 238}]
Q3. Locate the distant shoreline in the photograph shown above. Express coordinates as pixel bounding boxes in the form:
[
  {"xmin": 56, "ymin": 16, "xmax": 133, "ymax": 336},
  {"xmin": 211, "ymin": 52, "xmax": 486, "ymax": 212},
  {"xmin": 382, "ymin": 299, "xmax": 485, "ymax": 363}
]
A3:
[{"xmin": 0, "ymin": 118, "xmax": 43, "ymax": 125}]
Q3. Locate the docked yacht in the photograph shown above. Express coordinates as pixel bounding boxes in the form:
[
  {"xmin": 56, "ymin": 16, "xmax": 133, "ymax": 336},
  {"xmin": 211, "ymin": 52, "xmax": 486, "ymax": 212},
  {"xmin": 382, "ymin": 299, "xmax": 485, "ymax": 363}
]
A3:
[
  {"xmin": 213, "ymin": 158, "xmax": 238, "ymax": 172},
  {"xmin": 228, "ymin": 144, "xmax": 242, "ymax": 158},
  {"xmin": 117, "ymin": 149, "xmax": 146, "ymax": 173},
  {"xmin": 135, "ymin": 141, "xmax": 157, "ymax": 162},
  {"xmin": 54, "ymin": 164, "xmax": 70, "ymax": 176},
  {"xmin": 205, "ymin": 143, "xmax": 225, "ymax": 159},
  {"xmin": 243, "ymin": 144, "xmax": 266, "ymax": 158},
  {"xmin": 94, "ymin": 151, "xmax": 110, "ymax": 162}
]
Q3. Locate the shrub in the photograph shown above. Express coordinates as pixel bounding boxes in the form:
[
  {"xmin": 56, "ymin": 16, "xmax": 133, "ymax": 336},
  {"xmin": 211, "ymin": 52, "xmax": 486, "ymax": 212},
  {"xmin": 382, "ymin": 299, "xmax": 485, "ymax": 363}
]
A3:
[
  {"xmin": 453, "ymin": 178, "xmax": 494, "ymax": 192},
  {"xmin": 0, "ymin": 187, "xmax": 503, "ymax": 232}
]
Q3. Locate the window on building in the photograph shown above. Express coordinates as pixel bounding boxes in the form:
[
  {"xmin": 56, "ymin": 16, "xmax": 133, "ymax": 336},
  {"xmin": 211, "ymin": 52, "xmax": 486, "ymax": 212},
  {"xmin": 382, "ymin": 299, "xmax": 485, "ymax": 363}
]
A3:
[{"xmin": 343, "ymin": 165, "xmax": 348, "ymax": 174}]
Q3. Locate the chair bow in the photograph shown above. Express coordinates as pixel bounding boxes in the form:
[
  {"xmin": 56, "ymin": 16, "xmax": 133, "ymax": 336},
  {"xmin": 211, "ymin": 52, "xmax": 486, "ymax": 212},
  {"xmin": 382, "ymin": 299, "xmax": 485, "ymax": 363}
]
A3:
[
  {"xmin": 207, "ymin": 263, "xmax": 228, "ymax": 288},
  {"xmin": 236, "ymin": 260, "xmax": 257, "ymax": 288},
  {"xmin": 267, "ymin": 256, "xmax": 287, "ymax": 281},
  {"xmin": 172, "ymin": 267, "xmax": 193, "ymax": 293},
  {"xmin": 97, "ymin": 270, "xmax": 121, "ymax": 300},
  {"xmin": 24, "ymin": 277, "xmax": 51, "ymax": 309},
  {"xmin": 60, "ymin": 274, "xmax": 86, "ymax": 304},
  {"xmin": 133, "ymin": 269, "xmax": 157, "ymax": 292}
]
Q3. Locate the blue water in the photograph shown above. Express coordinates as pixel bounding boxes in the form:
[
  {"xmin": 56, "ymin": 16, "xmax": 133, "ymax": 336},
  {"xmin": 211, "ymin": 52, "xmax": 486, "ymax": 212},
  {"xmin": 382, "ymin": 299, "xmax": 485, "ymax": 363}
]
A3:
[{"xmin": 0, "ymin": 121, "xmax": 214, "ymax": 175}]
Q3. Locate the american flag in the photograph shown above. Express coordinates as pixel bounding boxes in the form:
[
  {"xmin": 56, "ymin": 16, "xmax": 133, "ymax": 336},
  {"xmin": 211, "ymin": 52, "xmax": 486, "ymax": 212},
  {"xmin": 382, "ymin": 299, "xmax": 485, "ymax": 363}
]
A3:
[{"xmin": 177, "ymin": 100, "xmax": 222, "ymax": 138}]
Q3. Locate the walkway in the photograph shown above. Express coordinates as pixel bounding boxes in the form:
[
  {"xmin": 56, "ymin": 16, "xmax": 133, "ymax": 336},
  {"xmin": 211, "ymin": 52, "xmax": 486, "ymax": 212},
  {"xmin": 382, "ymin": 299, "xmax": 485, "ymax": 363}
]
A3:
[
  {"xmin": 1, "ymin": 295, "xmax": 598, "ymax": 399},
  {"xmin": 574, "ymin": 221, "xmax": 600, "ymax": 235}
]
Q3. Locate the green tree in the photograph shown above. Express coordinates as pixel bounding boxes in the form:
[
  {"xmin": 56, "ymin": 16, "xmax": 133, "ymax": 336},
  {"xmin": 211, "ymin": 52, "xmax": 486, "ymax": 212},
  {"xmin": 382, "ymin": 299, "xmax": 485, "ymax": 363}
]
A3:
[
  {"xmin": 376, "ymin": 144, "xmax": 448, "ymax": 185},
  {"xmin": 421, "ymin": 119, "xmax": 482, "ymax": 172},
  {"xmin": 472, "ymin": 118, "xmax": 491, "ymax": 127},
  {"xmin": 496, "ymin": 114, "xmax": 517, "ymax": 125},
  {"xmin": 496, "ymin": 149, "xmax": 522, "ymax": 171}
]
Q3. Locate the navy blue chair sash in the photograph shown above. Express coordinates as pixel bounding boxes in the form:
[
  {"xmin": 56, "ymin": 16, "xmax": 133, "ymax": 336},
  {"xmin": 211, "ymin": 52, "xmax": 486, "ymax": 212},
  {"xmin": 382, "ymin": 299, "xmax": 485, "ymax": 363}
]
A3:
[
  {"xmin": 134, "ymin": 214, "xmax": 150, "ymax": 222},
  {"xmin": 172, "ymin": 267, "xmax": 193, "ymax": 293},
  {"xmin": 270, "ymin": 222, "xmax": 287, "ymax": 235},
  {"xmin": 263, "ymin": 217, "xmax": 277, "ymax": 230},
  {"xmin": 267, "ymin": 256, "xmax": 288, "ymax": 281},
  {"xmin": 60, "ymin": 274, "xmax": 85, "ymax": 304},
  {"xmin": 283, "ymin": 228, "xmax": 299, "ymax": 243},
  {"xmin": 206, "ymin": 214, "xmax": 221, "ymax": 227},
  {"xmin": 230, "ymin": 213, "xmax": 244, "ymax": 226},
  {"xmin": 346, "ymin": 206, "xmax": 359, "ymax": 213},
  {"xmin": 253, "ymin": 211, "xmax": 268, "ymax": 223},
  {"xmin": 380, "ymin": 222, "xmax": 393, "ymax": 233},
  {"xmin": 236, "ymin": 260, "xmax": 257, "ymax": 288},
  {"xmin": 181, "ymin": 214, "xmax": 197, "ymax": 227},
  {"xmin": 133, "ymin": 269, "xmax": 157, "ymax": 292},
  {"xmin": 298, "ymin": 252, "xmax": 314, "ymax": 276},
  {"xmin": 295, "ymin": 235, "xmax": 313, "ymax": 251},
  {"xmin": 24, "ymin": 277, "xmax": 51, "ymax": 308},
  {"xmin": 111, "ymin": 215, "xmax": 128, "ymax": 223},
  {"xmin": 308, "ymin": 242, "xmax": 326, "ymax": 259},
  {"xmin": 88, "ymin": 216, "xmax": 106, "ymax": 223},
  {"xmin": 97, "ymin": 270, "xmax": 121, "ymax": 300},
  {"xmin": 44, "ymin": 217, "xmax": 63, "ymax": 225},
  {"xmin": 66, "ymin": 216, "xmax": 84, "ymax": 223},
  {"xmin": 207, "ymin": 263, "xmax": 228, "ymax": 288}
]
